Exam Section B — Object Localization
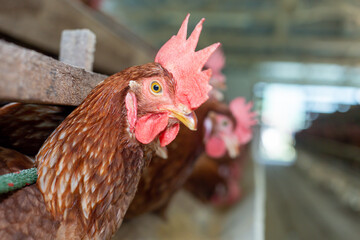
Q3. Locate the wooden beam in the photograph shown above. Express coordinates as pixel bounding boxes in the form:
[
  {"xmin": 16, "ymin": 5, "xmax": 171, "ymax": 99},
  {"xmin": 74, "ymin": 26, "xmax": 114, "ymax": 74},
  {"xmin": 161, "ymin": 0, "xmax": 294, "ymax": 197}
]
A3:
[
  {"xmin": 0, "ymin": 0, "xmax": 156, "ymax": 74},
  {"xmin": 0, "ymin": 40, "xmax": 107, "ymax": 106}
]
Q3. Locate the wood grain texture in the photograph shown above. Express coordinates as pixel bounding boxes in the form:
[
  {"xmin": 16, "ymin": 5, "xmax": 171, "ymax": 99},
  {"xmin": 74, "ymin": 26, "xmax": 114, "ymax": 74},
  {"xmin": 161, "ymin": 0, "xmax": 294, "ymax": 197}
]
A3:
[{"xmin": 0, "ymin": 40, "xmax": 106, "ymax": 105}]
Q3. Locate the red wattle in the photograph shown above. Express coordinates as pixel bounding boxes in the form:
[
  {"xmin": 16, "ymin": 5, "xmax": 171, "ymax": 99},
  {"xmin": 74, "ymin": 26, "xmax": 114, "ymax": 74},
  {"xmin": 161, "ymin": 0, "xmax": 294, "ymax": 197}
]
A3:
[
  {"xmin": 205, "ymin": 136, "xmax": 226, "ymax": 158},
  {"xmin": 159, "ymin": 123, "xmax": 180, "ymax": 147},
  {"xmin": 135, "ymin": 113, "xmax": 169, "ymax": 144}
]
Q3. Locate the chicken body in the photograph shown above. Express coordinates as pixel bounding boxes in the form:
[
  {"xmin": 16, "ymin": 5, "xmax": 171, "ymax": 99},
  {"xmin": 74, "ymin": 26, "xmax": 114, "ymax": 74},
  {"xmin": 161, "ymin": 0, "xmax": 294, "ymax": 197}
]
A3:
[
  {"xmin": 184, "ymin": 148, "xmax": 247, "ymax": 207},
  {"xmin": 0, "ymin": 103, "xmax": 71, "ymax": 157},
  {"xmin": 0, "ymin": 147, "xmax": 59, "ymax": 239},
  {"xmin": 184, "ymin": 153, "xmax": 227, "ymax": 204},
  {"xmin": 0, "ymin": 15, "xmax": 219, "ymax": 238},
  {"xmin": 185, "ymin": 98, "xmax": 257, "ymax": 206},
  {"xmin": 0, "ymin": 63, "xmax": 190, "ymax": 239},
  {"xmin": 0, "ymin": 100, "xmax": 232, "ymax": 224}
]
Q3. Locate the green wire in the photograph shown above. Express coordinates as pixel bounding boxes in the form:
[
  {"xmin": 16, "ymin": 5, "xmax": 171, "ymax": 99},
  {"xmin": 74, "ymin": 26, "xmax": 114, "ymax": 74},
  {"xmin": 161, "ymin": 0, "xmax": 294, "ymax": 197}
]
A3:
[{"xmin": 0, "ymin": 168, "xmax": 38, "ymax": 194}]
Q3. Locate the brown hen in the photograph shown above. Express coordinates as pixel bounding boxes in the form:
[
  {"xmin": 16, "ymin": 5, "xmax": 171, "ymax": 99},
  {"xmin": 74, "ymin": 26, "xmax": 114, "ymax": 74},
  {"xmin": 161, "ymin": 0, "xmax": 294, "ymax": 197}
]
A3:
[
  {"xmin": 185, "ymin": 98, "xmax": 257, "ymax": 207},
  {"xmin": 0, "ymin": 15, "xmax": 219, "ymax": 239},
  {"xmin": 0, "ymin": 64, "xmax": 176, "ymax": 239}
]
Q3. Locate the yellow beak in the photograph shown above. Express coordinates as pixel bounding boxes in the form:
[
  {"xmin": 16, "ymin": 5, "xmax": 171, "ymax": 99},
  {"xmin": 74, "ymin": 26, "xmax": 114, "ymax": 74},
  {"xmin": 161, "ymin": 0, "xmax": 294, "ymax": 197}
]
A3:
[
  {"xmin": 221, "ymin": 133, "xmax": 240, "ymax": 158},
  {"xmin": 169, "ymin": 110, "xmax": 198, "ymax": 131}
]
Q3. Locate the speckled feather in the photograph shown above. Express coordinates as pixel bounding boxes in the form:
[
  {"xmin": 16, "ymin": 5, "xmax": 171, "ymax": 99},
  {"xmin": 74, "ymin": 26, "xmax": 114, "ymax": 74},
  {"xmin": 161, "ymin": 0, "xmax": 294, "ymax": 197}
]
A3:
[
  {"xmin": 0, "ymin": 104, "xmax": 71, "ymax": 156},
  {"xmin": 36, "ymin": 63, "xmax": 174, "ymax": 239},
  {"xmin": 184, "ymin": 151, "xmax": 244, "ymax": 206},
  {"xmin": 0, "ymin": 147, "xmax": 58, "ymax": 240},
  {"xmin": 184, "ymin": 153, "xmax": 227, "ymax": 203}
]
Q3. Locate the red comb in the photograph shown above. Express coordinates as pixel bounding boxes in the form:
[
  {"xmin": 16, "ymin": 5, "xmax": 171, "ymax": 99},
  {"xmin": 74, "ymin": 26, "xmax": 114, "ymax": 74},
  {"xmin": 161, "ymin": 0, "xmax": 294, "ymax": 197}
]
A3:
[
  {"xmin": 205, "ymin": 46, "xmax": 226, "ymax": 84},
  {"xmin": 230, "ymin": 97, "xmax": 257, "ymax": 144},
  {"xmin": 155, "ymin": 14, "xmax": 220, "ymax": 109}
]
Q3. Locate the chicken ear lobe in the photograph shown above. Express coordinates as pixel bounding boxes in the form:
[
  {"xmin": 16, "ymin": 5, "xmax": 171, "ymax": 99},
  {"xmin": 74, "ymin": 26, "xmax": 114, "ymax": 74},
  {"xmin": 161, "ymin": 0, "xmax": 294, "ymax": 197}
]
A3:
[{"xmin": 125, "ymin": 92, "xmax": 137, "ymax": 132}]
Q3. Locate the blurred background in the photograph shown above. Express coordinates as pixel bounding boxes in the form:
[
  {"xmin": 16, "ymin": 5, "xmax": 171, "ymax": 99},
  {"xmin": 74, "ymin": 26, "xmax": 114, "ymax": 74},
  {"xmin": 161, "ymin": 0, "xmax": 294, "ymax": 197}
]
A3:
[
  {"xmin": 101, "ymin": 2, "xmax": 360, "ymax": 239},
  {"xmin": 1, "ymin": 0, "xmax": 360, "ymax": 239}
]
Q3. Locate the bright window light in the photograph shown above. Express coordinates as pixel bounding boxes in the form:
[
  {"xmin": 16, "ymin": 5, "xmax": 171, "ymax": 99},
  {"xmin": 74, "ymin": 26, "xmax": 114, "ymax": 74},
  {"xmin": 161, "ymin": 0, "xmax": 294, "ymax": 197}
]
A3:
[{"xmin": 254, "ymin": 81, "xmax": 360, "ymax": 165}]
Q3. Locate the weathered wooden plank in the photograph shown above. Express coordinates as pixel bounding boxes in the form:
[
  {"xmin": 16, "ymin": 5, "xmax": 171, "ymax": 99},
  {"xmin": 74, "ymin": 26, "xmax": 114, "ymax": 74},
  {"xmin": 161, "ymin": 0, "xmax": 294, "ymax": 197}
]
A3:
[
  {"xmin": 59, "ymin": 29, "xmax": 96, "ymax": 71},
  {"xmin": 0, "ymin": 0, "xmax": 156, "ymax": 74},
  {"xmin": 0, "ymin": 40, "xmax": 107, "ymax": 106}
]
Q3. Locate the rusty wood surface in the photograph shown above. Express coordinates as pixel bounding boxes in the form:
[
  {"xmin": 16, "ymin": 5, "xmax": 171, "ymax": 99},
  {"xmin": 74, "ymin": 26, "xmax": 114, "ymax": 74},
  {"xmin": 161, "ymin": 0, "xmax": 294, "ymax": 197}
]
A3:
[
  {"xmin": 0, "ymin": 40, "xmax": 107, "ymax": 106},
  {"xmin": 0, "ymin": 0, "xmax": 156, "ymax": 74}
]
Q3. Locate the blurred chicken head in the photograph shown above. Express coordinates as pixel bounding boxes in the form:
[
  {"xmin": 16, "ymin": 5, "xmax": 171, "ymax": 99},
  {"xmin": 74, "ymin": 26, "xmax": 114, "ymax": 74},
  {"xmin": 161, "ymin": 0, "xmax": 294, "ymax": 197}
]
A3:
[{"xmin": 204, "ymin": 97, "xmax": 257, "ymax": 158}]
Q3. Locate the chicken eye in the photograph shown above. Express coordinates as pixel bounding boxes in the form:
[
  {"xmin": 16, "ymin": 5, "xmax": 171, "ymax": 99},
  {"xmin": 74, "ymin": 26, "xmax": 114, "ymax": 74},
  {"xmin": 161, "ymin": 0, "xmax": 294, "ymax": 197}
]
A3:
[
  {"xmin": 150, "ymin": 81, "xmax": 162, "ymax": 95},
  {"xmin": 222, "ymin": 120, "xmax": 228, "ymax": 127}
]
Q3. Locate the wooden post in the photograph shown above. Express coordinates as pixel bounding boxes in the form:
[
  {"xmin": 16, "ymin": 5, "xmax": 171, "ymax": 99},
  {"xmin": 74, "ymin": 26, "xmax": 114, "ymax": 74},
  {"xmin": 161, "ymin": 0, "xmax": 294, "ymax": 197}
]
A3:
[{"xmin": 59, "ymin": 29, "xmax": 96, "ymax": 71}]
